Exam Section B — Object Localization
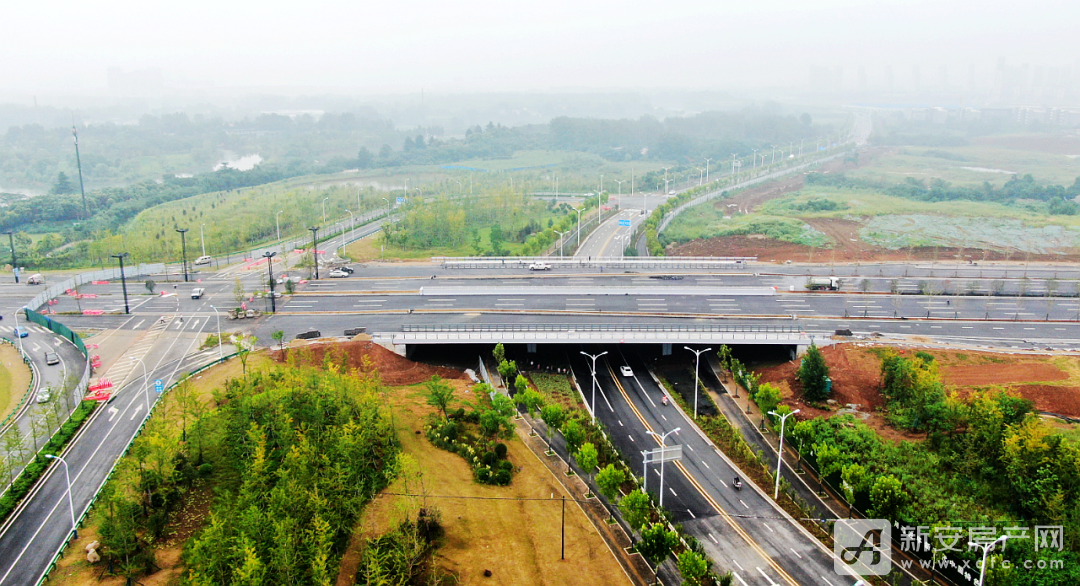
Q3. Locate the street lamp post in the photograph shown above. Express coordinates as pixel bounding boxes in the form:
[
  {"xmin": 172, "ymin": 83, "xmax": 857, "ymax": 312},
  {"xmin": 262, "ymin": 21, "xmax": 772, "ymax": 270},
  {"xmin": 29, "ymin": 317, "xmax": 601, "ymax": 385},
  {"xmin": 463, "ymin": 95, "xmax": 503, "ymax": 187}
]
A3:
[
  {"xmin": 684, "ymin": 346, "xmax": 712, "ymax": 418},
  {"xmin": 767, "ymin": 408, "xmax": 801, "ymax": 499},
  {"xmin": 575, "ymin": 208, "xmax": 582, "ymax": 248},
  {"xmin": 264, "ymin": 251, "xmax": 277, "ymax": 313},
  {"xmin": 554, "ymin": 230, "xmax": 568, "ymax": 258},
  {"xmin": 322, "ymin": 197, "xmax": 329, "ymax": 225},
  {"xmin": 579, "ymin": 351, "xmax": 607, "ymax": 424},
  {"xmin": 275, "ymin": 210, "xmax": 284, "ymax": 242},
  {"xmin": 382, "ymin": 197, "xmax": 390, "ymax": 217},
  {"xmin": 199, "ymin": 223, "xmax": 206, "ymax": 257},
  {"xmin": 346, "ymin": 209, "xmax": 355, "ymax": 242},
  {"xmin": 309, "ymin": 227, "xmax": 320, "ymax": 279},
  {"xmin": 662, "ymin": 167, "xmax": 670, "ymax": 194},
  {"xmin": 752, "ymin": 149, "xmax": 759, "ymax": 168},
  {"xmin": 646, "ymin": 428, "xmax": 681, "ymax": 507},
  {"xmin": 4, "ymin": 231, "xmax": 17, "ymax": 283},
  {"xmin": 175, "ymin": 228, "xmax": 189, "ymax": 282},
  {"xmin": 614, "ymin": 179, "xmax": 623, "ymax": 196},
  {"xmin": 972, "ymin": 535, "xmax": 1011, "ymax": 585},
  {"xmin": 209, "ymin": 305, "xmax": 222, "ymax": 359},
  {"xmin": 704, "ymin": 157, "xmax": 711, "ymax": 183},
  {"xmin": 44, "ymin": 455, "xmax": 77, "ymax": 539},
  {"xmin": 111, "ymin": 252, "xmax": 130, "ymax": 314}
]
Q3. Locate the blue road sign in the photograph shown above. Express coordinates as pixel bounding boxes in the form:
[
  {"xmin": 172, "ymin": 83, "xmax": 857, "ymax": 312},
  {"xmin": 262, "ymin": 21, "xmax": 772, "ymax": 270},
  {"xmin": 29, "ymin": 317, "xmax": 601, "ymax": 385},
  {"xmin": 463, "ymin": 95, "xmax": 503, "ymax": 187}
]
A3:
[
  {"xmin": 618, "ymin": 219, "xmax": 631, "ymax": 227},
  {"xmin": 154, "ymin": 379, "xmax": 164, "ymax": 394},
  {"xmin": 396, "ymin": 197, "xmax": 406, "ymax": 204}
]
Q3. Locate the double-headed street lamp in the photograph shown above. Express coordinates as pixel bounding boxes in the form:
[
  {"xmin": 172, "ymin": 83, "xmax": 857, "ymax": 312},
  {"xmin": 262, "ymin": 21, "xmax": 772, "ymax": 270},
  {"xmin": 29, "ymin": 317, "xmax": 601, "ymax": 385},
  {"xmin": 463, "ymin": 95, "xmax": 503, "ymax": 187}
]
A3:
[
  {"xmin": 110, "ymin": 252, "xmax": 130, "ymax": 314},
  {"xmin": 554, "ymin": 230, "xmax": 568, "ymax": 257},
  {"xmin": 175, "ymin": 228, "xmax": 190, "ymax": 282},
  {"xmin": 579, "ymin": 351, "xmax": 608, "ymax": 424},
  {"xmin": 264, "ymin": 251, "xmax": 277, "ymax": 313},
  {"xmin": 684, "ymin": 346, "xmax": 712, "ymax": 418},
  {"xmin": 646, "ymin": 427, "xmax": 680, "ymax": 507},
  {"xmin": 44, "ymin": 455, "xmax": 77, "ymax": 539},
  {"xmin": 767, "ymin": 408, "xmax": 801, "ymax": 499},
  {"xmin": 972, "ymin": 535, "xmax": 1012, "ymax": 586}
]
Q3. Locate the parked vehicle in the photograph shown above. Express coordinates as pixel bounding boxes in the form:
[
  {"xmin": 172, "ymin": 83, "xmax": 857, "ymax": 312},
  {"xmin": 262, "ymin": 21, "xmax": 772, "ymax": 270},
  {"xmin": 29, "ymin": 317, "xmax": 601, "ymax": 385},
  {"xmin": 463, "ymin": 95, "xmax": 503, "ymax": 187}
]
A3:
[
  {"xmin": 191, "ymin": 288, "xmax": 205, "ymax": 299},
  {"xmin": 328, "ymin": 269, "xmax": 350, "ymax": 278},
  {"xmin": 529, "ymin": 262, "xmax": 552, "ymax": 271},
  {"xmin": 45, "ymin": 352, "xmax": 60, "ymax": 365},
  {"xmin": 194, "ymin": 255, "xmax": 213, "ymax": 266},
  {"xmin": 806, "ymin": 276, "xmax": 841, "ymax": 291}
]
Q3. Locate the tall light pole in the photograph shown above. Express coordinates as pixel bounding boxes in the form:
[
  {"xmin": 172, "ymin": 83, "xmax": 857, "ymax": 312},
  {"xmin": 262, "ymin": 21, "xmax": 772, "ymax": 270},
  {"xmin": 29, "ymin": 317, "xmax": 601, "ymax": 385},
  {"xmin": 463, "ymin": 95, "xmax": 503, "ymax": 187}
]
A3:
[
  {"xmin": 111, "ymin": 252, "xmax": 130, "ymax": 314},
  {"xmin": 264, "ymin": 251, "xmax": 277, "ymax": 313},
  {"xmin": 697, "ymin": 168, "xmax": 704, "ymax": 186},
  {"xmin": 209, "ymin": 305, "xmax": 222, "ymax": 358},
  {"xmin": 684, "ymin": 346, "xmax": 712, "ymax": 418},
  {"xmin": 175, "ymin": 228, "xmax": 190, "ymax": 282},
  {"xmin": 972, "ymin": 535, "xmax": 1011, "ymax": 586},
  {"xmin": 599, "ymin": 174, "xmax": 604, "ymax": 194},
  {"xmin": 275, "ymin": 210, "xmax": 284, "ymax": 242},
  {"xmin": 72, "ymin": 123, "xmax": 88, "ymax": 218},
  {"xmin": 346, "ymin": 209, "xmax": 355, "ymax": 241},
  {"xmin": 309, "ymin": 227, "xmax": 320, "ymax": 280},
  {"xmin": 614, "ymin": 179, "xmax": 623, "ymax": 196},
  {"xmin": 752, "ymin": 149, "xmax": 759, "ymax": 168},
  {"xmin": 662, "ymin": 167, "xmax": 670, "ymax": 193},
  {"xmin": 554, "ymin": 230, "xmax": 568, "ymax": 257},
  {"xmin": 4, "ymin": 231, "xmax": 17, "ymax": 283},
  {"xmin": 575, "ymin": 208, "xmax": 582, "ymax": 247},
  {"xmin": 704, "ymin": 157, "xmax": 711, "ymax": 183},
  {"xmin": 44, "ymin": 455, "xmax": 77, "ymax": 539},
  {"xmin": 767, "ymin": 409, "xmax": 801, "ymax": 499},
  {"xmin": 322, "ymin": 197, "xmax": 329, "ymax": 224},
  {"xmin": 646, "ymin": 428, "xmax": 680, "ymax": 507},
  {"xmin": 579, "ymin": 351, "xmax": 607, "ymax": 424},
  {"xmin": 382, "ymin": 197, "xmax": 390, "ymax": 217}
]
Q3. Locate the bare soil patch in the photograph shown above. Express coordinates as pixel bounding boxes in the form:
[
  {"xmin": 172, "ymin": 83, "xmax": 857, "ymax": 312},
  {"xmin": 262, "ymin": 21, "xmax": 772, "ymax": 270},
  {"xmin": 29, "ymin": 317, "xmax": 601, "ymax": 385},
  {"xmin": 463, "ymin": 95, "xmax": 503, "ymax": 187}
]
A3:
[
  {"xmin": 756, "ymin": 344, "xmax": 1080, "ymax": 434},
  {"xmin": 275, "ymin": 340, "xmax": 468, "ymax": 386},
  {"xmin": 0, "ymin": 343, "xmax": 31, "ymax": 418}
]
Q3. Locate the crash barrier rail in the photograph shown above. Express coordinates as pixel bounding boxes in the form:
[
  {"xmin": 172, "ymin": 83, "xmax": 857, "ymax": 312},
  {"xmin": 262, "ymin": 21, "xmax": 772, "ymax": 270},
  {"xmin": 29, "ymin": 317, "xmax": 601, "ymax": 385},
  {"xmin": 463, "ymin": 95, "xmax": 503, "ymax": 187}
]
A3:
[
  {"xmin": 402, "ymin": 323, "xmax": 802, "ymax": 334},
  {"xmin": 23, "ymin": 308, "xmax": 88, "ymax": 357},
  {"xmin": 655, "ymin": 149, "xmax": 854, "ymax": 234},
  {"xmin": 433, "ymin": 256, "xmax": 756, "ymax": 269},
  {"xmin": 34, "ymin": 351, "xmax": 238, "ymax": 586}
]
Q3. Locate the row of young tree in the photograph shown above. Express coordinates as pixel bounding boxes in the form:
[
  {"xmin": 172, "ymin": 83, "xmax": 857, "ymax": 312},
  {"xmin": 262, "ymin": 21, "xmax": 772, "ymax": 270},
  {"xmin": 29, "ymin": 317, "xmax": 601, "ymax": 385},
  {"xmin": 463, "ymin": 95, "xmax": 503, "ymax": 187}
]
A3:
[{"xmin": 94, "ymin": 352, "xmax": 398, "ymax": 585}]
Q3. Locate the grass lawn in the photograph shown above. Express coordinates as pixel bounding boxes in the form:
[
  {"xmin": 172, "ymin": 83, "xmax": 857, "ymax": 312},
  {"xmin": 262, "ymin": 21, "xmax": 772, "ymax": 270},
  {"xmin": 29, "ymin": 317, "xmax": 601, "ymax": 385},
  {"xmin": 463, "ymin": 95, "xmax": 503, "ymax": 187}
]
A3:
[
  {"xmin": 0, "ymin": 343, "xmax": 32, "ymax": 420},
  {"xmin": 341, "ymin": 380, "xmax": 629, "ymax": 586},
  {"xmin": 849, "ymin": 144, "xmax": 1080, "ymax": 187}
]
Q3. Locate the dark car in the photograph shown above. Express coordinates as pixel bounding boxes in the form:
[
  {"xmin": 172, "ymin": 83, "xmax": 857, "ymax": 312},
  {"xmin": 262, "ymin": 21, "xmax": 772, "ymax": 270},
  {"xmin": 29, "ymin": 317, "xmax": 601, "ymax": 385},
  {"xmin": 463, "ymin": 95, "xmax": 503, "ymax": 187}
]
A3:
[{"xmin": 45, "ymin": 352, "xmax": 60, "ymax": 365}]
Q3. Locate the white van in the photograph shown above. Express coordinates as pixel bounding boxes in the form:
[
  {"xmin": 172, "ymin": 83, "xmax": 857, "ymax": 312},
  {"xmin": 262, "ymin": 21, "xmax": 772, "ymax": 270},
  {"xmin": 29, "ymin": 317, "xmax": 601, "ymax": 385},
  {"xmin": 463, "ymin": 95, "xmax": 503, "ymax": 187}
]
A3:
[
  {"xmin": 194, "ymin": 255, "xmax": 213, "ymax": 266},
  {"xmin": 191, "ymin": 288, "xmax": 205, "ymax": 299}
]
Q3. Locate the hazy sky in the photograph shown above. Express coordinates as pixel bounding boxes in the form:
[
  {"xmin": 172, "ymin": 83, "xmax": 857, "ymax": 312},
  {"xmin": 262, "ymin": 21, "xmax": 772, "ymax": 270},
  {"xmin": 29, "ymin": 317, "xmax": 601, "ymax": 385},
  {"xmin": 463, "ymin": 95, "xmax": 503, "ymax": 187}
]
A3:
[{"xmin": 3, "ymin": 0, "xmax": 1077, "ymax": 95}]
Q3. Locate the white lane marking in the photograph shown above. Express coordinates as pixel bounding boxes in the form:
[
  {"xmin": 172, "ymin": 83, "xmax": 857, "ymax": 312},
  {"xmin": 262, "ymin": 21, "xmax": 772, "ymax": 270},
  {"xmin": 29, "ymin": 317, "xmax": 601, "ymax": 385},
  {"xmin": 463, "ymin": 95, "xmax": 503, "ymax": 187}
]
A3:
[
  {"xmin": 129, "ymin": 403, "xmax": 144, "ymax": 420},
  {"xmin": 764, "ymin": 522, "xmax": 775, "ymax": 533},
  {"xmin": 756, "ymin": 567, "xmax": 779, "ymax": 585},
  {"xmin": 739, "ymin": 499, "xmax": 749, "ymax": 509},
  {"xmin": 189, "ymin": 319, "xmax": 201, "ymax": 330},
  {"xmin": 669, "ymin": 487, "xmax": 677, "ymax": 497},
  {"xmin": 685, "ymin": 443, "xmax": 694, "ymax": 451},
  {"xmin": 790, "ymin": 548, "xmax": 802, "ymax": 559},
  {"xmin": 133, "ymin": 319, "xmax": 145, "ymax": 329},
  {"xmin": 618, "ymin": 420, "xmax": 624, "ymax": 427},
  {"xmin": 733, "ymin": 573, "xmax": 749, "ymax": 586},
  {"xmin": 628, "ymin": 435, "xmax": 634, "ymax": 442},
  {"xmin": 107, "ymin": 407, "xmax": 119, "ymax": 422},
  {"xmin": 687, "ymin": 508, "xmax": 695, "ymax": 519},
  {"xmin": 707, "ymin": 532, "xmax": 718, "ymax": 544},
  {"xmin": 820, "ymin": 575, "xmax": 837, "ymax": 586},
  {"xmin": 288, "ymin": 304, "xmax": 314, "ymax": 307},
  {"xmin": 702, "ymin": 461, "xmax": 710, "ymax": 470},
  {"xmin": 731, "ymin": 558, "xmax": 745, "ymax": 571},
  {"xmin": 496, "ymin": 298, "xmax": 526, "ymax": 301}
]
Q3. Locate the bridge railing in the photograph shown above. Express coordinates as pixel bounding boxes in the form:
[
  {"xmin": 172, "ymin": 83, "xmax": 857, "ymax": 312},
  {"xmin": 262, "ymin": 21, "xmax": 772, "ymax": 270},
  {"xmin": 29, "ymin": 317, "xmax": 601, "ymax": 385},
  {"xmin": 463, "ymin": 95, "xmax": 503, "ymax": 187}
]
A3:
[
  {"xmin": 401, "ymin": 323, "xmax": 802, "ymax": 334},
  {"xmin": 432, "ymin": 256, "xmax": 756, "ymax": 269}
]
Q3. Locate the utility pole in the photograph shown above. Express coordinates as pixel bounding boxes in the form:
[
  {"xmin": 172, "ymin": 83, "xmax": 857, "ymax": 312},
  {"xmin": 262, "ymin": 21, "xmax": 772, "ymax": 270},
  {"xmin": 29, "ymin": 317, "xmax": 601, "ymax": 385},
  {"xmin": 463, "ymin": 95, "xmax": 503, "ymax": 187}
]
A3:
[
  {"xmin": 309, "ymin": 227, "xmax": 320, "ymax": 279},
  {"xmin": 4, "ymin": 231, "xmax": 17, "ymax": 283},
  {"xmin": 72, "ymin": 121, "xmax": 88, "ymax": 218},
  {"xmin": 111, "ymin": 252, "xmax": 130, "ymax": 314},
  {"xmin": 264, "ymin": 251, "xmax": 277, "ymax": 313},
  {"xmin": 175, "ymin": 228, "xmax": 189, "ymax": 282}
]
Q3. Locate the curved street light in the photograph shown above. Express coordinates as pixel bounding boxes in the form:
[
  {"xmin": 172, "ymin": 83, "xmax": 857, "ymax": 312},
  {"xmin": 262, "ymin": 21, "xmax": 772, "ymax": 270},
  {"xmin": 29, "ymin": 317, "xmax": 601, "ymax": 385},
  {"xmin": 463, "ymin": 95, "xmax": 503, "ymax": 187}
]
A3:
[
  {"xmin": 646, "ymin": 427, "xmax": 680, "ymax": 507},
  {"xmin": 767, "ymin": 408, "xmax": 801, "ymax": 499}
]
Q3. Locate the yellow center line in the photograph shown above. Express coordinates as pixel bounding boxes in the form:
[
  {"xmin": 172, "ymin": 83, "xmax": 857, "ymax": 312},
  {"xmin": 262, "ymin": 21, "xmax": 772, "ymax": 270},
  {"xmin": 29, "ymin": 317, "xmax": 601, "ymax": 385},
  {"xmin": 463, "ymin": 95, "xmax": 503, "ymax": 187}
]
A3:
[{"xmin": 603, "ymin": 360, "xmax": 800, "ymax": 586}]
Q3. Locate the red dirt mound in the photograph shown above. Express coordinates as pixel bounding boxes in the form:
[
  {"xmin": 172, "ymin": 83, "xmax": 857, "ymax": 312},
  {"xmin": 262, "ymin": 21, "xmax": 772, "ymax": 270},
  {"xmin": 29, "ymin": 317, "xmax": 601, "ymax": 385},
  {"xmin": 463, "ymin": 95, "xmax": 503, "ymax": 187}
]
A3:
[
  {"xmin": 274, "ymin": 340, "xmax": 467, "ymax": 386},
  {"xmin": 1014, "ymin": 384, "xmax": 1080, "ymax": 417},
  {"xmin": 758, "ymin": 344, "xmax": 886, "ymax": 411},
  {"xmin": 942, "ymin": 363, "xmax": 1068, "ymax": 386}
]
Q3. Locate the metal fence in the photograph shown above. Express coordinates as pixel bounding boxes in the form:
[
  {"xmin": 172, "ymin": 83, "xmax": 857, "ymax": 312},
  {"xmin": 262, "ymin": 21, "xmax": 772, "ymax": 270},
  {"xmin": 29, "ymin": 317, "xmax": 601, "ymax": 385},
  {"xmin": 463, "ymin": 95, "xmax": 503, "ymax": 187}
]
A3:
[
  {"xmin": 403, "ymin": 323, "xmax": 802, "ymax": 334},
  {"xmin": 433, "ymin": 256, "xmax": 756, "ymax": 269}
]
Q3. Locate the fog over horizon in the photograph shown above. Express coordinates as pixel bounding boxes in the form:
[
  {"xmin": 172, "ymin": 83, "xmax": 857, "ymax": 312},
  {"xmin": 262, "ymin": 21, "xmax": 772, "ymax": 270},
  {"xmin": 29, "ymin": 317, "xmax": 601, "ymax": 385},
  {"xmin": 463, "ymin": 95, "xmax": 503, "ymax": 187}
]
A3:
[{"xmin": 3, "ymin": 0, "xmax": 1078, "ymax": 106}]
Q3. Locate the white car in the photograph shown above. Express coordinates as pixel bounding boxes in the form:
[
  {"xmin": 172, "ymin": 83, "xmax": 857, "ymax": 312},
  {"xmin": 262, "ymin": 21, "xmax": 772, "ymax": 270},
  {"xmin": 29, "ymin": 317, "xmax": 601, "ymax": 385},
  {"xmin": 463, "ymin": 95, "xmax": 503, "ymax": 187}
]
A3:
[
  {"xmin": 194, "ymin": 255, "xmax": 213, "ymax": 266},
  {"xmin": 619, "ymin": 366, "xmax": 634, "ymax": 377},
  {"xmin": 36, "ymin": 387, "xmax": 51, "ymax": 403},
  {"xmin": 529, "ymin": 262, "xmax": 552, "ymax": 271},
  {"xmin": 328, "ymin": 269, "xmax": 349, "ymax": 278}
]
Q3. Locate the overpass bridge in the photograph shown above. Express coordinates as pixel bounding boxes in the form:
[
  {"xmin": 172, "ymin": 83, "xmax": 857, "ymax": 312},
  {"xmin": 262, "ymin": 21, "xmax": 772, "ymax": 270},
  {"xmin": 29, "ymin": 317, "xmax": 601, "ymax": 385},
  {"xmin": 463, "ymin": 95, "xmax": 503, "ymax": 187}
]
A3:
[{"xmin": 376, "ymin": 322, "xmax": 812, "ymax": 356}]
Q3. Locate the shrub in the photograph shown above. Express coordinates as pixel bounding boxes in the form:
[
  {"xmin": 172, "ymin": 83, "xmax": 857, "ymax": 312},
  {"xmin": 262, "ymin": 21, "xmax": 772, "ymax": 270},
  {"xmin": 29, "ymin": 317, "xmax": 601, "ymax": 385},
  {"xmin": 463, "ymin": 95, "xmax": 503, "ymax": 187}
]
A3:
[
  {"xmin": 476, "ymin": 468, "xmax": 491, "ymax": 483},
  {"xmin": 492, "ymin": 469, "xmax": 512, "ymax": 485},
  {"xmin": 494, "ymin": 442, "xmax": 508, "ymax": 459}
]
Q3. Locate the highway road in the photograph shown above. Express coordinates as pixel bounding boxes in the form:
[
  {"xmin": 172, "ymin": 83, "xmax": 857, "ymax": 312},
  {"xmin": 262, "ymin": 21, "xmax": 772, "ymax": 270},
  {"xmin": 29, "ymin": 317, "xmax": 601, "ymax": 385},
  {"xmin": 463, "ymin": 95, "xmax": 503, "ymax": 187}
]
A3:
[{"xmin": 568, "ymin": 347, "xmax": 846, "ymax": 585}]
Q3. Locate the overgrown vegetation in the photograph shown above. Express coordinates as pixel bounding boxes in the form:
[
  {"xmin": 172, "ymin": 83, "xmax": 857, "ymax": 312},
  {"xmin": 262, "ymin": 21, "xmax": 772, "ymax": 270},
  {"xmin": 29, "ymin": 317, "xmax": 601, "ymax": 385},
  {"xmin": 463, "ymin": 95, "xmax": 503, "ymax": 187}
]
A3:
[{"xmin": 423, "ymin": 377, "xmax": 517, "ymax": 485}]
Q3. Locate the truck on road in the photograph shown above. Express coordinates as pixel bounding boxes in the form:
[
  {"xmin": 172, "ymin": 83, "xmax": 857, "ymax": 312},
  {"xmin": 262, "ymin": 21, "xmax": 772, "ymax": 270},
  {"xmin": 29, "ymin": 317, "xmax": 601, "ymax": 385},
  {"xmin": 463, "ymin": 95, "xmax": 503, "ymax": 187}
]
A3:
[{"xmin": 806, "ymin": 276, "xmax": 841, "ymax": 291}]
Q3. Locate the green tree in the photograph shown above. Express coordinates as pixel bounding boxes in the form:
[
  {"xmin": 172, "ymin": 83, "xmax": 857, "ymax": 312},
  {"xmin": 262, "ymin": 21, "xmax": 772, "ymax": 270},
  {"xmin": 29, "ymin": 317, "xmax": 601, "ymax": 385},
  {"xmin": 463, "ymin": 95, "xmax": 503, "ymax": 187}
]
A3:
[
  {"xmin": 716, "ymin": 345, "xmax": 732, "ymax": 378},
  {"xmin": 516, "ymin": 388, "xmax": 543, "ymax": 417},
  {"xmin": 497, "ymin": 359, "xmax": 517, "ymax": 389},
  {"xmin": 425, "ymin": 375, "xmax": 454, "ymax": 421},
  {"xmin": 49, "ymin": 172, "xmax": 73, "ymax": 195},
  {"xmin": 637, "ymin": 522, "xmax": 679, "ymax": 566},
  {"xmin": 619, "ymin": 490, "xmax": 651, "ymax": 531},
  {"xmin": 575, "ymin": 442, "xmax": 599, "ymax": 490},
  {"xmin": 561, "ymin": 418, "xmax": 585, "ymax": 454},
  {"xmin": 492, "ymin": 342, "xmax": 505, "ymax": 365},
  {"xmin": 813, "ymin": 442, "xmax": 844, "ymax": 481},
  {"xmin": 596, "ymin": 464, "xmax": 626, "ymax": 520},
  {"xmin": 841, "ymin": 463, "xmax": 872, "ymax": 509},
  {"xmin": 233, "ymin": 277, "xmax": 246, "ymax": 306},
  {"xmin": 271, "ymin": 330, "xmax": 285, "ymax": 353},
  {"xmin": 540, "ymin": 404, "xmax": 566, "ymax": 449},
  {"xmin": 797, "ymin": 343, "xmax": 830, "ymax": 401},
  {"xmin": 677, "ymin": 550, "xmax": 709, "ymax": 585},
  {"xmin": 490, "ymin": 392, "xmax": 515, "ymax": 418},
  {"xmin": 754, "ymin": 382, "xmax": 782, "ymax": 417},
  {"xmin": 479, "ymin": 409, "xmax": 505, "ymax": 437},
  {"xmin": 869, "ymin": 474, "xmax": 906, "ymax": 520},
  {"xmin": 514, "ymin": 373, "xmax": 529, "ymax": 396},
  {"xmin": 231, "ymin": 334, "xmax": 257, "ymax": 378}
]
